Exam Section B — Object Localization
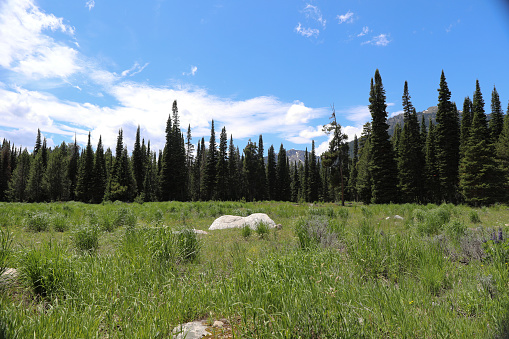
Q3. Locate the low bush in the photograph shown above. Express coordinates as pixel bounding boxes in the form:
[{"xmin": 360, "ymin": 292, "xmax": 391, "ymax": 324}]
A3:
[
  {"xmin": 52, "ymin": 213, "xmax": 69, "ymax": 232},
  {"xmin": 255, "ymin": 222, "xmax": 270, "ymax": 238},
  {"xmin": 241, "ymin": 225, "xmax": 252, "ymax": 238},
  {"xmin": 295, "ymin": 216, "xmax": 338, "ymax": 250},
  {"xmin": 23, "ymin": 212, "xmax": 51, "ymax": 232},
  {"xmin": 72, "ymin": 224, "xmax": 99, "ymax": 254}
]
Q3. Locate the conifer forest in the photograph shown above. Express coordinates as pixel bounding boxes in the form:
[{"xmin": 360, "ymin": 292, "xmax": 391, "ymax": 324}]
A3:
[{"xmin": 1, "ymin": 70, "xmax": 508, "ymax": 206}]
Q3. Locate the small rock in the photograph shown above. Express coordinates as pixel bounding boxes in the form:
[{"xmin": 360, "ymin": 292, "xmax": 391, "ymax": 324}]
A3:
[
  {"xmin": 0, "ymin": 268, "xmax": 18, "ymax": 286},
  {"xmin": 394, "ymin": 215, "xmax": 403, "ymax": 220},
  {"xmin": 385, "ymin": 217, "xmax": 390, "ymax": 220},
  {"xmin": 172, "ymin": 321, "xmax": 210, "ymax": 339},
  {"xmin": 213, "ymin": 320, "xmax": 224, "ymax": 328},
  {"xmin": 275, "ymin": 224, "xmax": 282, "ymax": 230}
]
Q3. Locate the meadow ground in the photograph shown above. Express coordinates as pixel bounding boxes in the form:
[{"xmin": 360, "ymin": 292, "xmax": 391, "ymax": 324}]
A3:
[{"xmin": 0, "ymin": 201, "xmax": 508, "ymax": 338}]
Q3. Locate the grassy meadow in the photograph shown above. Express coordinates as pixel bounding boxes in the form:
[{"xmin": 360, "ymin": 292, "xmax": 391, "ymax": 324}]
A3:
[{"xmin": 0, "ymin": 201, "xmax": 509, "ymax": 338}]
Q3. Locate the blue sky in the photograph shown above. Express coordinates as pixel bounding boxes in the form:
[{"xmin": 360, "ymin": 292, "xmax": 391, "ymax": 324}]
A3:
[{"xmin": 1, "ymin": 0, "xmax": 509, "ymax": 155}]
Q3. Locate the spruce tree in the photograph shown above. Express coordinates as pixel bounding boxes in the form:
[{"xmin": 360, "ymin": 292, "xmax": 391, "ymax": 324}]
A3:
[
  {"xmin": 368, "ymin": 69, "xmax": 399, "ymax": 203},
  {"xmin": 398, "ymin": 81, "xmax": 424, "ymax": 203},
  {"xmin": 290, "ymin": 161, "xmax": 300, "ymax": 202},
  {"xmin": 424, "ymin": 119, "xmax": 440, "ymax": 203},
  {"xmin": 257, "ymin": 135, "xmax": 267, "ymax": 200},
  {"xmin": 92, "ymin": 136, "xmax": 107, "ymax": 203},
  {"xmin": 459, "ymin": 80, "xmax": 504, "ymax": 205},
  {"xmin": 308, "ymin": 141, "xmax": 320, "ymax": 202},
  {"xmin": 266, "ymin": 145, "xmax": 277, "ymax": 200},
  {"xmin": 356, "ymin": 122, "xmax": 372, "ymax": 204},
  {"xmin": 435, "ymin": 71, "xmax": 460, "ymax": 202},
  {"xmin": 26, "ymin": 151, "xmax": 46, "ymax": 202},
  {"xmin": 202, "ymin": 120, "xmax": 217, "ymax": 200},
  {"xmin": 132, "ymin": 126, "xmax": 144, "ymax": 195},
  {"xmin": 0, "ymin": 140, "xmax": 11, "ymax": 201},
  {"xmin": 76, "ymin": 132, "xmax": 95, "ymax": 202},
  {"xmin": 496, "ymin": 108, "xmax": 509, "ymax": 202},
  {"xmin": 460, "ymin": 97, "xmax": 473, "ymax": 159},
  {"xmin": 276, "ymin": 144, "xmax": 291, "ymax": 201},
  {"xmin": 391, "ymin": 123, "xmax": 402, "ymax": 155},
  {"xmin": 347, "ymin": 135, "xmax": 359, "ymax": 201},
  {"xmin": 143, "ymin": 151, "xmax": 159, "ymax": 202},
  {"xmin": 227, "ymin": 135, "xmax": 239, "ymax": 200},
  {"xmin": 243, "ymin": 140, "xmax": 259, "ymax": 201},
  {"xmin": 302, "ymin": 149, "xmax": 309, "ymax": 202},
  {"xmin": 34, "ymin": 129, "xmax": 42, "ymax": 156},
  {"xmin": 43, "ymin": 143, "xmax": 70, "ymax": 201},
  {"xmin": 489, "ymin": 86, "xmax": 504, "ymax": 143},
  {"xmin": 67, "ymin": 136, "xmax": 79, "ymax": 201},
  {"xmin": 105, "ymin": 130, "xmax": 136, "ymax": 201},
  {"xmin": 7, "ymin": 148, "xmax": 31, "ymax": 202},
  {"xmin": 215, "ymin": 126, "xmax": 229, "ymax": 200}
]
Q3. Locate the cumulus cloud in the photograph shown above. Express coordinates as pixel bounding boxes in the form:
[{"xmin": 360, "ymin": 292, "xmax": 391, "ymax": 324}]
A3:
[
  {"xmin": 295, "ymin": 23, "xmax": 319, "ymax": 38},
  {"xmin": 362, "ymin": 33, "xmax": 391, "ymax": 46},
  {"xmin": 0, "ymin": 0, "xmax": 80, "ymax": 80},
  {"xmin": 86, "ymin": 0, "xmax": 95, "ymax": 11},
  {"xmin": 303, "ymin": 4, "xmax": 326, "ymax": 28},
  {"xmin": 337, "ymin": 11, "xmax": 354, "ymax": 24}
]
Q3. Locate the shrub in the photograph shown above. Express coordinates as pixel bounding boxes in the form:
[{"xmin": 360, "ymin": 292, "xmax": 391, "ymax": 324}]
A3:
[
  {"xmin": 114, "ymin": 207, "xmax": 136, "ymax": 228},
  {"xmin": 336, "ymin": 208, "xmax": 349, "ymax": 220},
  {"xmin": 72, "ymin": 225, "xmax": 99, "ymax": 254},
  {"xmin": 415, "ymin": 206, "xmax": 451, "ymax": 236},
  {"xmin": 445, "ymin": 220, "xmax": 467, "ymax": 239},
  {"xmin": 241, "ymin": 225, "xmax": 252, "ymax": 238},
  {"xmin": 150, "ymin": 227, "xmax": 200, "ymax": 264},
  {"xmin": 18, "ymin": 243, "xmax": 75, "ymax": 299},
  {"xmin": 52, "ymin": 213, "xmax": 69, "ymax": 232},
  {"xmin": 177, "ymin": 228, "xmax": 200, "ymax": 262},
  {"xmin": 295, "ymin": 216, "xmax": 338, "ymax": 250},
  {"xmin": 23, "ymin": 213, "xmax": 51, "ymax": 232},
  {"xmin": 99, "ymin": 212, "xmax": 115, "ymax": 232},
  {"xmin": 255, "ymin": 222, "xmax": 270, "ymax": 238},
  {"xmin": 469, "ymin": 210, "xmax": 481, "ymax": 223}
]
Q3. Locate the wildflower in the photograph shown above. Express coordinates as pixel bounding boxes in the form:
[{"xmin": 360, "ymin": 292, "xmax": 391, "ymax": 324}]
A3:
[
  {"xmin": 499, "ymin": 229, "xmax": 504, "ymax": 242},
  {"xmin": 409, "ymin": 301, "xmax": 414, "ymax": 304}
]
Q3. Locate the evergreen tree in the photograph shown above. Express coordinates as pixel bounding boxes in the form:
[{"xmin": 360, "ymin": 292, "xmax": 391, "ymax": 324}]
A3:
[
  {"xmin": 398, "ymin": 81, "xmax": 424, "ymax": 203},
  {"xmin": 489, "ymin": 86, "xmax": 504, "ymax": 143},
  {"xmin": 215, "ymin": 126, "xmax": 229, "ymax": 200},
  {"xmin": 496, "ymin": 107, "xmax": 509, "ymax": 202},
  {"xmin": 7, "ymin": 148, "xmax": 31, "ymax": 202},
  {"xmin": 76, "ymin": 132, "xmax": 95, "ymax": 202},
  {"xmin": 92, "ymin": 136, "xmax": 107, "ymax": 203},
  {"xmin": 202, "ymin": 121, "xmax": 217, "ymax": 200},
  {"xmin": 67, "ymin": 136, "xmax": 79, "ymax": 201},
  {"xmin": 34, "ymin": 129, "xmax": 42, "ymax": 156},
  {"xmin": 308, "ymin": 141, "xmax": 320, "ymax": 202},
  {"xmin": 257, "ymin": 135, "xmax": 267, "ymax": 200},
  {"xmin": 105, "ymin": 130, "xmax": 136, "ymax": 201},
  {"xmin": 435, "ymin": 71, "xmax": 460, "ymax": 203},
  {"xmin": 227, "ymin": 135, "xmax": 239, "ymax": 201},
  {"xmin": 460, "ymin": 80, "xmax": 504, "ymax": 205},
  {"xmin": 132, "ymin": 125, "xmax": 144, "ymax": 195},
  {"xmin": 191, "ymin": 139, "xmax": 202, "ymax": 200},
  {"xmin": 26, "ymin": 150, "xmax": 46, "ymax": 202},
  {"xmin": 266, "ymin": 144, "xmax": 277, "ymax": 200},
  {"xmin": 185, "ymin": 124, "xmax": 194, "ymax": 197},
  {"xmin": 143, "ymin": 151, "xmax": 159, "ymax": 202},
  {"xmin": 301, "ymin": 149, "xmax": 309, "ymax": 202},
  {"xmin": 276, "ymin": 144, "xmax": 291, "ymax": 201},
  {"xmin": 347, "ymin": 135, "xmax": 359, "ymax": 201},
  {"xmin": 424, "ymin": 119, "xmax": 440, "ymax": 203},
  {"xmin": 368, "ymin": 69, "xmax": 399, "ymax": 203},
  {"xmin": 243, "ymin": 140, "xmax": 259, "ymax": 201},
  {"xmin": 420, "ymin": 115, "xmax": 427, "ymax": 151},
  {"xmin": 290, "ymin": 162, "xmax": 300, "ymax": 202},
  {"xmin": 460, "ymin": 97, "xmax": 473, "ymax": 159},
  {"xmin": 391, "ymin": 123, "xmax": 402, "ymax": 155},
  {"xmin": 356, "ymin": 122, "xmax": 372, "ymax": 204},
  {"xmin": 43, "ymin": 143, "xmax": 70, "ymax": 201},
  {"xmin": 0, "ymin": 140, "xmax": 11, "ymax": 201}
]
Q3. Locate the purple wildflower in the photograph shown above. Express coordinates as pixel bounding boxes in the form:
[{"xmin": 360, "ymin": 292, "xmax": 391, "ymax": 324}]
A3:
[{"xmin": 498, "ymin": 229, "xmax": 503, "ymax": 242}]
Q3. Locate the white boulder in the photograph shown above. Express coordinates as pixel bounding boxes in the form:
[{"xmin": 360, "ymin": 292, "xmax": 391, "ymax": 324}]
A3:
[{"xmin": 209, "ymin": 213, "xmax": 276, "ymax": 230}]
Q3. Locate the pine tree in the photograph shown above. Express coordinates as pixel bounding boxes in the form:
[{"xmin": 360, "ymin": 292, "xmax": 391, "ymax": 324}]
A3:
[
  {"xmin": 67, "ymin": 136, "xmax": 79, "ymax": 201},
  {"xmin": 398, "ymin": 81, "xmax": 424, "ymax": 203},
  {"xmin": 276, "ymin": 144, "xmax": 291, "ymax": 201},
  {"xmin": 489, "ymin": 86, "xmax": 504, "ymax": 143},
  {"xmin": 92, "ymin": 136, "xmax": 107, "ymax": 203},
  {"xmin": 368, "ymin": 69, "xmax": 399, "ymax": 203},
  {"xmin": 460, "ymin": 97, "xmax": 473, "ymax": 159},
  {"xmin": 308, "ymin": 140, "xmax": 320, "ymax": 202},
  {"xmin": 459, "ymin": 80, "xmax": 504, "ymax": 205},
  {"xmin": 26, "ymin": 150, "xmax": 46, "ymax": 202},
  {"xmin": 105, "ymin": 130, "xmax": 136, "ymax": 201},
  {"xmin": 41, "ymin": 138, "xmax": 48, "ymax": 170},
  {"xmin": 420, "ymin": 115, "xmax": 427, "ymax": 151},
  {"xmin": 356, "ymin": 122, "xmax": 372, "ymax": 204},
  {"xmin": 43, "ymin": 142, "xmax": 70, "ymax": 201},
  {"xmin": 160, "ymin": 109, "xmax": 173, "ymax": 200},
  {"xmin": 301, "ymin": 149, "xmax": 309, "ymax": 202},
  {"xmin": 424, "ymin": 119, "xmax": 440, "ymax": 203},
  {"xmin": 290, "ymin": 162, "xmax": 300, "ymax": 202},
  {"xmin": 347, "ymin": 135, "xmax": 359, "ymax": 201},
  {"xmin": 227, "ymin": 135, "xmax": 239, "ymax": 201},
  {"xmin": 0, "ymin": 140, "xmax": 11, "ymax": 201},
  {"xmin": 76, "ymin": 132, "xmax": 95, "ymax": 202},
  {"xmin": 257, "ymin": 135, "xmax": 267, "ymax": 200},
  {"xmin": 215, "ymin": 126, "xmax": 229, "ymax": 200},
  {"xmin": 143, "ymin": 151, "xmax": 159, "ymax": 202},
  {"xmin": 266, "ymin": 145, "xmax": 277, "ymax": 200},
  {"xmin": 496, "ymin": 107, "xmax": 509, "ymax": 202},
  {"xmin": 34, "ymin": 129, "xmax": 42, "ymax": 156},
  {"xmin": 202, "ymin": 120, "xmax": 217, "ymax": 200},
  {"xmin": 132, "ymin": 125, "xmax": 144, "ymax": 195},
  {"xmin": 391, "ymin": 123, "xmax": 402, "ymax": 155},
  {"xmin": 7, "ymin": 148, "xmax": 31, "ymax": 202},
  {"xmin": 243, "ymin": 140, "xmax": 259, "ymax": 201},
  {"xmin": 435, "ymin": 71, "xmax": 460, "ymax": 203}
]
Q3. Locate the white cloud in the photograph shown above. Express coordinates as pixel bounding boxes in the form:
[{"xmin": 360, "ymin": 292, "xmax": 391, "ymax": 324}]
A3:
[
  {"xmin": 340, "ymin": 105, "xmax": 371, "ymax": 124},
  {"xmin": 183, "ymin": 65, "xmax": 198, "ymax": 76},
  {"xmin": 295, "ymin": 23, "xmax": 319, "ymax": 38},
  {"xmin": 357, "ymin": 26, "xmax": 369, "ymax": 37},
  {"xmin": 121, "ymin": 62, "xmax": 149, "ymax": 77},
  {"xmin": 337, "ymin": 11, "xmax": 354, "ymax": 24},
  {"xmin": 362, "ymin": 33, "xmax": 391, "ymax": 46},
  {"xmin": 287, "ymin": 125, "xmax": 325, "ymax": 144},
  {"xmin": 303, "ymin": 4, "xmax": 326, "ymax": 29},
  {"xmin": 86, "ymin": 0, "xmax": 95, "ymax": 11},
  {"xmin": 0, "ymin": 0, "xmax": 80, "ymax": 80}
]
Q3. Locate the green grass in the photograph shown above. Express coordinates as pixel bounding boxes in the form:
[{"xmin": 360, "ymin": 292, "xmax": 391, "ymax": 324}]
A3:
[{"xmin": 0, "ymin": 201, "xmax": 508, "ymax": 337}]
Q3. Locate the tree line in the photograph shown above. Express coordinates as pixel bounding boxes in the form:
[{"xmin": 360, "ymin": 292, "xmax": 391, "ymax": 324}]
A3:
[{"xmin": 0, "ymin": 70, "xmax": 508, "ymax": 206}]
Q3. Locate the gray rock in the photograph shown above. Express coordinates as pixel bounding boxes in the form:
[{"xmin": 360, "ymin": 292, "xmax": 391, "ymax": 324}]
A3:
[
  {"xmin": 394, "ymin": 215, "xmax": 404, "ymax": 220},
  {"xmin": 172, "ymin": 320, "xmax": 210, "ymax": 339},
  {"xmin": 209, "ymin": 213, "xmax": 276, "ymax": 230},
  {"xmin": 0, "ymin": 268, "xmax": 18, "ymax": 286}
]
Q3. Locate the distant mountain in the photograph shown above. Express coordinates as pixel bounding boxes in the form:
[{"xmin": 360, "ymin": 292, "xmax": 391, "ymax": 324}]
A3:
[
  {"xmin": 387, "ymin": 106, "xmax": 439, "ymax": 136},
  {"xmin": 264, "ymin": 148, "xmax": 307, "ymax": 165}
]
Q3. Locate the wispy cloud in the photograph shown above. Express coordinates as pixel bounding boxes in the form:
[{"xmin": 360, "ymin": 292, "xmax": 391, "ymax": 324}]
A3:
[
  {"xmin": 183, "ymin": 65, "xmax": 198, "ymax": 76},
  {"xmin": 357, "ymin": 26, "xmax": 369, "ymax": 37},
  {"xmin": 337, "ymin": 11, "xmax": 354, "ymax": 24},
  {"xmin": 362, "ymin": 33, "xmax": 391, "ymax": 46},
  {"xmin": 121, "ymin": 62, "xmax": 149, "ymax": 77},
  {"xmin": 303, "ymin": 4, "xmax": 326, "ymax": 29},
  {"xmin": 86, "ymin": 0, "xmax": 95, "ymax": 11},
  {"xmin": 295, "ymin": 23, "xmax": 319, "ymax": 38},
  {"xmin": 446, "ymin": 19, "xmax": 460, "ymax": 33}
]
